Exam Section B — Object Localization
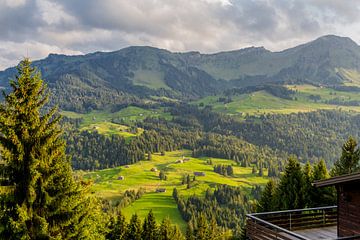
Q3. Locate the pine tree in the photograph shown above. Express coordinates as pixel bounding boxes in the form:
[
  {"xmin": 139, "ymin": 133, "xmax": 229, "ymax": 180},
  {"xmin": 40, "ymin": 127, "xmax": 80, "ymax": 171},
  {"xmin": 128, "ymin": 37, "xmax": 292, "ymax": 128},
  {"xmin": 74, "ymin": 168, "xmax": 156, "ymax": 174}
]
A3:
[
  {"xmin": 107, "ymin": 211, "xmax": 127, "ymax": 240},
  {"xmin": 302, "ymin": 162, "xmax": 312, "ymax": 207},
  {"xmin": 126, "ymin": 214, "xmax": 142, "ymax": 240},
  {"xmin": 227, "ymin": 165, "xmax": 234, "ymax": 176},
  {"xmin": 185, "ymin": 225, "xmax": 195, "ymax": 240},
  {"xmin": 207, "ymin": 215, "xmax": 220, "ymax": 240},
  {"xmin": 274, "ymin": 157, "xmax": 305, "ymax": 210},
  {"xmin": 158, "ymin": 217, "xmax": 184, "ymax": 240},
  {"xmin": 0, "ymin": 59, "xmax": 105, "ymax": 239},
  {"xmin": 257, "ymin": 179, "xmax": 276, "ymax": 212},
  {"xmin": 193, "ymin": 214, "xmax": 208, "ymax": 240},
  {"xmin": 251, "ymin": 166, "xmax": 256, "ymax": 174},
  {"xmin": 258, "ymin": 166, "xmax": 264, "ymax": 177},
  {"xmin": 172, "ymin": 188, "xmax": 179, "ymax": 202},
  {"xmin": 142, "ymin": 210, "xmax": 157, "ymax": 240},
  {"xmin": 331, "ymin": 137, "xmax": 360, "ymax": 176},
  {"xmin": 311, "ymin": 159, "xmax": 336, "ymax": 207},
  {"xmin": 239, "ymin": 226, "xmax": 248, "ymax": 240},
  {"xmin": 159, "ymin": 170, "xmax": 166, "ymax": 180}
]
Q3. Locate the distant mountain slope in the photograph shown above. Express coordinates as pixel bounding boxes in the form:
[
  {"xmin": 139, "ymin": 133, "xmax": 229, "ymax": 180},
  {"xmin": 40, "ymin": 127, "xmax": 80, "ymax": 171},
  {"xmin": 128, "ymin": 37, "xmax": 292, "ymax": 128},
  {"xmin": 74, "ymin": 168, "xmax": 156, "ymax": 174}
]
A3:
[
  {"xmin": 189, "ymin": 35, "xmax": 360, "ymax": 85},
  {"xmin": 0, "ymin": 35, "xmax": 360, "ymax": 112}
]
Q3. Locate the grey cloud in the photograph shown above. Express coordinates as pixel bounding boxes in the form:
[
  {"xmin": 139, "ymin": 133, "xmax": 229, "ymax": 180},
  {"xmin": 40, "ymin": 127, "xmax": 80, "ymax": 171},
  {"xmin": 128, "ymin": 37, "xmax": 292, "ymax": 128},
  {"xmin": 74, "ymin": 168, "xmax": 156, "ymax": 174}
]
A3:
[
  {"xmin": 0, "ymin": 0, "xmax": 43, "ymax": 42},
  {"xmin": 0, "ymin": 0, "xmax": 360, "ymax": 70}
]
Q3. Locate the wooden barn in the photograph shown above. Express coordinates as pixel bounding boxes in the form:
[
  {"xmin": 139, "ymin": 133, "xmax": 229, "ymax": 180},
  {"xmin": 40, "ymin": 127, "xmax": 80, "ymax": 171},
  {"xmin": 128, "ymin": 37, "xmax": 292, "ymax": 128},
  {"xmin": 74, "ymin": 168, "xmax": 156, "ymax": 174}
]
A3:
[
  {"xmin": 194, "ymin": 172, "xmax": 205, "ymax": 176},
  {"xmin": 246, "ymin": 172, "xmax": 360, "ymax": 240},
  {"xmin": 156, "ymin": 188, "xmax": 166, "ymax": 193}
]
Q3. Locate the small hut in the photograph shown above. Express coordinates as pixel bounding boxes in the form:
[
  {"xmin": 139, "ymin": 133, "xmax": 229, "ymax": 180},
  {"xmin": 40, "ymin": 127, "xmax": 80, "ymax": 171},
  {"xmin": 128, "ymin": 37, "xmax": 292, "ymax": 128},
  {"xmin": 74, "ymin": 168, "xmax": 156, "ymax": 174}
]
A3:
[
  {"xmin": 156, "ymin": 188, "xmax": 166, "ymax": 193},
  {"xmin": 194, "ymin": 172, "xmax": 205, "ymax": 176}
]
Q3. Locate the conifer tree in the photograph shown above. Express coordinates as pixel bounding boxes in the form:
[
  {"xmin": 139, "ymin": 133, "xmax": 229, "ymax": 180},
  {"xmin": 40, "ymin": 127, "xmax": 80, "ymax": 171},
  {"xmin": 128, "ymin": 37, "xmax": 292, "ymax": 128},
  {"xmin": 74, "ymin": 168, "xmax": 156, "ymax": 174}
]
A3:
[
  {"xmin": 311, "ymin": 159, "xmax": 335, "ymax": 207},
  {"xmin": 331, "ymin": 137, "xmax": 360, "ymax": 176},
  {"xmin": 0, "ymin": 59, "xmax": 105, "ymax": 239},
  {"xmin": 207, "ymin": 215, "xmax": 220, "ymax": 240},
  {"xmin": 257, "ymin": 179, "xmax": 276, "ymax": 212},
  {"xmin": 185, "ymin": 226, "xmax": 195, "ymax": 240},
  {"xmin": 239, "ymin": 226, "xmax": 247, "ymax": 240},
  {"xmin": 302, "ymin": 162, "xmax": 312, "ymax": 207},
  {"xmin": 126, "ymin": 213, "xmax": 142, "ymax": 240},
  {"xmin": 193, "ymin": 214, "xmax": 209, "ymax": 240},
  {"xmin": 251, "ymin": 166, "xmax": 256, "ymax": 174},
  {"xmin": 107, "ymin": 211, "xmax": 127, "ymax": 240},
  {"xmin": 142, "ymin": 210, "xmax": 157, "ymax": 240},
  {"xmin": 158, "ymin": 217, "xmax": 184, "ymax": 240},
  {"xmin": 274, "ymin": 157, "xmax": 305, "ymax": 210},
  {"xmin": 171, "ymin": 225, "xmax": 184, "ymax": 240}
]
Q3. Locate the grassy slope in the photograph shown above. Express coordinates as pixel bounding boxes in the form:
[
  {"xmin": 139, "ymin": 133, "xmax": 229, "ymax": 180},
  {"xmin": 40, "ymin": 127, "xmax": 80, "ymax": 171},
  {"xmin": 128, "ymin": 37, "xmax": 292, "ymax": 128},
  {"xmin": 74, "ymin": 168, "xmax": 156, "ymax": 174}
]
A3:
[
  {"xmin": 287, "ymin": 84, "xmax": 360, "ymax": 101},
  {"xmin": 79, "ymin": 122, "xmax": 143, "ymax": 142},
  {"xmin": 62, "ymin": 106, "xmax": 172, "ymax": 126},
  {"xmin": 132, "ymin": 69, "xmax": 170, "ymax": 90},
  {"xmin": 194, "ymin": 84, "xmax": 360, "ymax": 118},
  {"xmin": 336, "ymin": 68, "xmax": 360, "ymax": 86},
  {"xmin": 61, "ymin": 106, "xmax": 171, "ymax": 140},
  {"xmin": 82, "ymin": 150, "xmax": 269, "ymax": 230}
]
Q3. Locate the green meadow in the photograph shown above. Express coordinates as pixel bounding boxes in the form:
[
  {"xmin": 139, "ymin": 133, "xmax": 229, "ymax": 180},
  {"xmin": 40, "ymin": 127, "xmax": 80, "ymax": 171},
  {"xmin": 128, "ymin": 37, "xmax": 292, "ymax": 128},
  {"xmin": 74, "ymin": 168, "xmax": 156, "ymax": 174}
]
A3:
[
  {"xmin": 79, "ymin": 122, "xmax": 143, "ymax": 142},
  {"xmin": 336, "ymin": 68, "xmax": 360, "ymax": 87},
  {"xmin": 194, "ymin": 84, "xmax": 360, "ymax": 118},
  {"xmin": 61, "ymin": 106, "xmax": 171, "ymax": 139},
  {"xmin": 61, "ymin": 106, "xmax": 172, "ymax": 126},
  {"xmin": 82, "ymin": 150, "xmax": 269, "ymax": 229}
]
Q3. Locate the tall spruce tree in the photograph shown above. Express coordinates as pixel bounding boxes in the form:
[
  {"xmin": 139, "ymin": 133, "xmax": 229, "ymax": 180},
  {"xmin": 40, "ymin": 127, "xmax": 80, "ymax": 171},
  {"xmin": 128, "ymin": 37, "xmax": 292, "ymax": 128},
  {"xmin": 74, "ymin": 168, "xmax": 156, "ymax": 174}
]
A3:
[
  {"xmin": 274, "ymin": 157, "xmax": 305, "ymax": 210},
  {"xmin": 158, "ymin": 217, "xmax": 184, "ymax": 240},
  {"xmin": 0, "ymin": 59, "xmax": 105, "ymax": 239},
  {"xmin": 107, "ymin": 211, "xmax": 127, "ymax": 240},
  {"xmin": 302, "ymin": 162, "xmax": 312, "ymax": 207},
  {"xmin": 311, "ymin": 159, "xmax": 335, "ymax": 207},
  {"xmin": 126, "ymin": 213, "xmax": 142, "ymax": 240},
  {"xmin": 142, "ymin": 210, "xmax": 157, "ymax": 240},
  {"xmin": 257, "ymin": 179, "xmax": 276, "ymax": 212},
  {"xmin": 331, "ymin": 137, "xmax": 360, "ymax": 176}
]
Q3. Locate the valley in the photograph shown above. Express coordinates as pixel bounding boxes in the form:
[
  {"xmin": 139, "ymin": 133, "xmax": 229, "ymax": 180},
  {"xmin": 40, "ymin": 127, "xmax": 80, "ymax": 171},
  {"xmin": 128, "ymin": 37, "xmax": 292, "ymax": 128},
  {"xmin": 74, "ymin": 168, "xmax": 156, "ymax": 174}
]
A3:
[{"xmin": 81, "ymin": 150, "xmax": 268, "ymax": 231}]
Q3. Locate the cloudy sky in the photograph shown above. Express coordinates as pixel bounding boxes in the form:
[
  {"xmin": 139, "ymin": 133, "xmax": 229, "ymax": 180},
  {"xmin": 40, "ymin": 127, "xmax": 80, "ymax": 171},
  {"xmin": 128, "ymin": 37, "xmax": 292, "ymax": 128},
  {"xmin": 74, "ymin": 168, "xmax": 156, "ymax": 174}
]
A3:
[{"xmin": 0, "ymin": 0, "xmax": 359, "ymax": 70}]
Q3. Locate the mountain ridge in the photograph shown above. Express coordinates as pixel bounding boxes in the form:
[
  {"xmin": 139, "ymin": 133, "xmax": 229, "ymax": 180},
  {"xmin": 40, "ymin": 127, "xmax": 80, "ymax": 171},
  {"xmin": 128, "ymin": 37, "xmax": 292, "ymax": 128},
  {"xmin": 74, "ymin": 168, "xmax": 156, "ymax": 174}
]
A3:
[{"xmin": 1, "ymin": 35, "xmax": 360, "ymax": 112}]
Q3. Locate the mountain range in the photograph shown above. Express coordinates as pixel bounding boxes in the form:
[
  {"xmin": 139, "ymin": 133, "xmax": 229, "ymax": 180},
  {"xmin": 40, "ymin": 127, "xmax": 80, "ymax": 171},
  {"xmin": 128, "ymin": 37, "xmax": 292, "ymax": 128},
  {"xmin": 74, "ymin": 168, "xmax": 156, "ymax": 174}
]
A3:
[{"xmin": 1, "ymin": 35, "xmax": 360, "ymax": 112}]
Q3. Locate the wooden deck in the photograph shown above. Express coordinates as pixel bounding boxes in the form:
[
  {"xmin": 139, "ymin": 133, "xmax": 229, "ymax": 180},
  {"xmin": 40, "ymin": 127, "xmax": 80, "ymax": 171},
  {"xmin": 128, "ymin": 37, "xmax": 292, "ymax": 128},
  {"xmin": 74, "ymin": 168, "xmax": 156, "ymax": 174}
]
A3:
[
  {"xmin": 294, "ymin": 226, "xmax": 337, "ymax": 239},
  {"xmin": 246, "ymin": 206, "xmax": 339, "ymax": 240}
]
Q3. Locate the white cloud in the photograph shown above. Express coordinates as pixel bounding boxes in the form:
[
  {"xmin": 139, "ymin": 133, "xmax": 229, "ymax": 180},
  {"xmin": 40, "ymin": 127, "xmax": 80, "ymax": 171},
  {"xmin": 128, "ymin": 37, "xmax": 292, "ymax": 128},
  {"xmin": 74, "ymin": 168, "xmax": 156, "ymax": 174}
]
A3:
[
  {"xmin": 0, "ymin": 0, "xmax": 359, "ymax": 70},
  {"xmin": 2, "ymin": 0, "xmax": 27, "ymax": 8},
  {"xmin": 36, "ymin": 0, "xmax": 77, "ymax": 25},
  {"xmin": 0, "ymin": 41, "xmax": 82, "ymax": 70}
]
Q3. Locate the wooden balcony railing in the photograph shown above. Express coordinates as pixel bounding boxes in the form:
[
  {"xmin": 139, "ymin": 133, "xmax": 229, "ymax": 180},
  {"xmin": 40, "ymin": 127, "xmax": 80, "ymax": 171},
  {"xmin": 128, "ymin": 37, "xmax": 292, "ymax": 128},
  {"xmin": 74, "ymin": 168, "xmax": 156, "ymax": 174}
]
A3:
[{"xmin": 246, "ymin": 206, "xmax": 360, "ymax": 240}]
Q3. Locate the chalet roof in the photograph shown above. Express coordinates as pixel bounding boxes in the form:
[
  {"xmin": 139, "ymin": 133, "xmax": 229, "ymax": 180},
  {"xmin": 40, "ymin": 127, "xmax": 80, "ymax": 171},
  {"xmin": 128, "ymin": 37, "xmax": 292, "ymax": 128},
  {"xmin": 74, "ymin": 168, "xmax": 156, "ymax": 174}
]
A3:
[{"xmin": 313, "ymin": 171, "xmax": 360, "ymax": 187}]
